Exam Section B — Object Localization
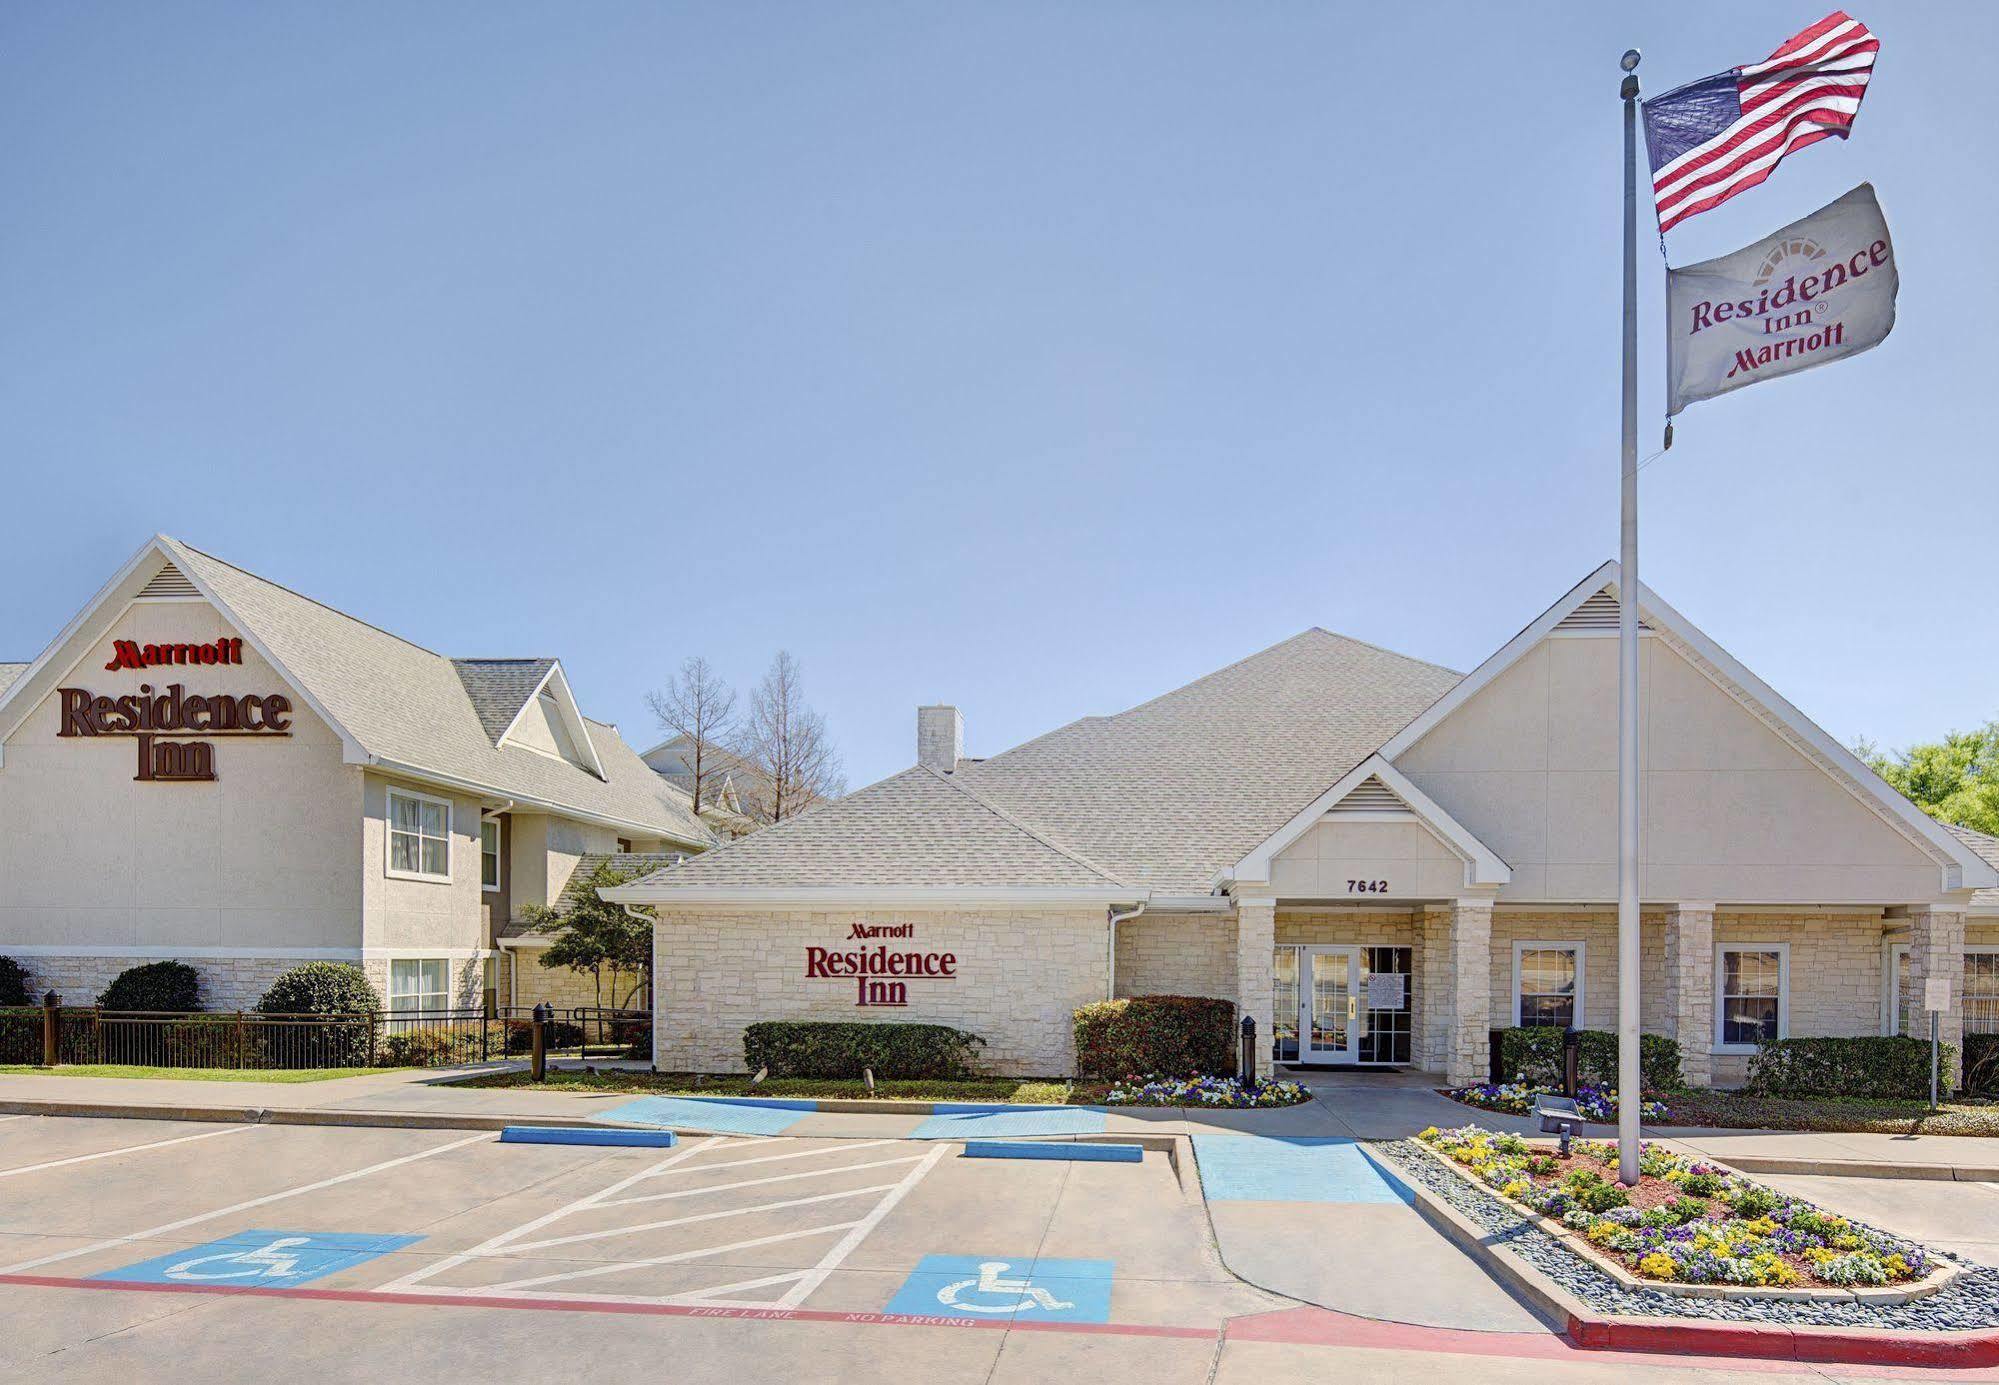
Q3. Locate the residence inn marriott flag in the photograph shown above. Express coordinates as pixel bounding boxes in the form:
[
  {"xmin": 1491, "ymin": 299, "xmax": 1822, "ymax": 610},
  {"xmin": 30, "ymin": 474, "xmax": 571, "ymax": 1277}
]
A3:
[{"xmin": 1666, "ymin": 182, "xmax": 1896, "ymax": 416}]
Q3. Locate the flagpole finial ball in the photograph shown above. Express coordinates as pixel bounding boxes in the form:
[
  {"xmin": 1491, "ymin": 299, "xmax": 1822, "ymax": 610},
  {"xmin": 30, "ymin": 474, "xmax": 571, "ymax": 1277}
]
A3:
[{"xmin": 1620, "ymin": 49, "xmax": 1641, "ymax": 72}]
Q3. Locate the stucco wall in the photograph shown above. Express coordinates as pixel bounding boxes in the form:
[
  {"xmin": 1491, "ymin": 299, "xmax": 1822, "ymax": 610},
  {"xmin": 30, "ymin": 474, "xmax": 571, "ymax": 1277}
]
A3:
[
  {"xmin": 651, "ymin": 907, "xmax": 1109, "ymax": 1076},
  {"xmin": 0, "ymin": 599, "xmax": 363, "ymax": 954},
  {"xmin": 1114, "ymin": 915, "xmax": 1236, "ymax": 999},
  {"xmin": 359, "ymin": 774, "xmax": 488, "ymax": 955},
  {"xmin": 1271, "ymin": 818, "xmax": 1470, "ymax": 900},
  {"xmin": 1393, "ymin": 633, "xmax": 1943, "ymax": 905}
]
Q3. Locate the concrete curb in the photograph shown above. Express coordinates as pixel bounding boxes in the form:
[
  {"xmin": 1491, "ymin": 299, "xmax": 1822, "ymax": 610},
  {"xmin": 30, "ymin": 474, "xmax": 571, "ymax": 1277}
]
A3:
[
  {"xmin": 1691, "ymin": 1153, "xmax": 1999, "ymax": 1182},
  {"xmin": 1390, "ymin": 1151, "xmax": 1999, "ymax": 1367},
  {"xmin": 0, "ymin": 1098, "xmax": 669, "ymax": 1133}
]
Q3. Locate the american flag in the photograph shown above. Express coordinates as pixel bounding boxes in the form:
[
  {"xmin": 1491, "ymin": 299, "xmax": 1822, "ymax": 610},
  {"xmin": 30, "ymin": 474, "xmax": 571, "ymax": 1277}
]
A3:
[{"xmin": 1643, "ymin": 12, "xmax": 1878, "ymax": 234}]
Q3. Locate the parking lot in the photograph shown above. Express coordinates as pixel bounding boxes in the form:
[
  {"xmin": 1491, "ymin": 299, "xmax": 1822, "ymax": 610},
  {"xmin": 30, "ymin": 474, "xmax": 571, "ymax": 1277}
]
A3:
[{"xmin": 0, "ymin": 1114, "xmax": 1280, "ymax": 1379}]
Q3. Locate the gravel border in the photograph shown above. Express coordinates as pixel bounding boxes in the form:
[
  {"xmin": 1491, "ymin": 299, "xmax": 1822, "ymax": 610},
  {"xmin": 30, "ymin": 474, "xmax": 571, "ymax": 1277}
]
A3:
[{"xmin": 1372, "ymin": 1138, "xmax": 1999, "ymax": 1331}]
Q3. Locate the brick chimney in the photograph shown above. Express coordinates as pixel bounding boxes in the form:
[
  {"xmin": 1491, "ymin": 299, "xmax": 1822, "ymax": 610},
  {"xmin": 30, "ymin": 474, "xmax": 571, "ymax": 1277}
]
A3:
[{"xmin": 917, "ymin": 705, "xmax": 963, "ymax": 773}]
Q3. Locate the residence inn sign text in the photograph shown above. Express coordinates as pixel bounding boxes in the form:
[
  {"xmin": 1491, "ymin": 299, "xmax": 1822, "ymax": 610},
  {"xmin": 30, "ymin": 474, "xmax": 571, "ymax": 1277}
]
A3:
[{"xmin": 805, "ymin": 923, "xmax": 958, "ymax": 1007}]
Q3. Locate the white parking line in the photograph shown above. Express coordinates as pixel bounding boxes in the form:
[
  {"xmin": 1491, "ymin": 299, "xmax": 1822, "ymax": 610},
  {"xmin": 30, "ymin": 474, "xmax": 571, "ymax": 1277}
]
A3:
[
  {"xmin": 384, "ymin": 1136, "xmax": 946, "ymax": 1310},
  {"xmin": 0, "ymin": 1124, "xmax": 253, "ymax": 1181},
  {"xmin": 0, "ymin": 1130, "xmax": 494, "ymax": 1276},
  {"xmin": 0, "ymin": 1115, "xmax": 31, "ymax": 1125},
  {"xmin": 376, "ymin": 1135, "xmax": 735, "ymax": 1293}
]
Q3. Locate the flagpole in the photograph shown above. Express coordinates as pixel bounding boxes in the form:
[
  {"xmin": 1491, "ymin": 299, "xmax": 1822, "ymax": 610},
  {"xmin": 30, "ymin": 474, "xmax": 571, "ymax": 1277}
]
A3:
[{"xmin": 1617, "ymin": 48, "xmax": 1643, "ymax": 1187}]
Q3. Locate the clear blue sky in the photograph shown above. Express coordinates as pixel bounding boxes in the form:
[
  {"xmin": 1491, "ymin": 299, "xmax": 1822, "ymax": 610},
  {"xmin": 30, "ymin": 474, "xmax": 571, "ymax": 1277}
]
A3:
[{"xmin": 3, "ymin": 3, "xmax": 1990, "ymax": 790}]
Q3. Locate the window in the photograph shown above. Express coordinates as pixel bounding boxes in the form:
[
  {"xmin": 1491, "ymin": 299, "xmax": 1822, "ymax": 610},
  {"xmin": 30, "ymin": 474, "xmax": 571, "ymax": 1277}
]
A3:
[
  {"xmin": 481, "ymin": 819, "xmax": 502, "ymax": 892},
  {"xmin": 1513, "ymin": 942, "xmax": 1584, "ymax": 1028},
  {"xmin": 387, "ymin": 790, "xmax": 451, "ymax": 881},
  {"xmin": 389, "ymin": 958, "xmax": 451, "ymax": 1014},
  {"xmin": 1968, "ymin": 951, "xmax": 1999, "ymax": 1035},
  {"xmin": 1271, "ymin": 946, "xmax": 1300, "ymax": 1063},
  {"xmin": 1716, "ymin": 944, "xmax": 1788, "ymax": 1052}
]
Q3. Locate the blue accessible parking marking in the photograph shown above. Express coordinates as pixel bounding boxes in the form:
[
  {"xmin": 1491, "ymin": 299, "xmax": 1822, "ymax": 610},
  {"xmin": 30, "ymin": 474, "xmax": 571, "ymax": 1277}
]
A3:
[
  {"xmin": 596, "ymin": 1096, "xmax": 814, "ymax": 1136},
  {"xmin": 911, "ymin": 1105, "xmax": 1107, "ymax": 1140},
  {"xmin": 94, "ymin": 1230, "xmax": 421, "ymax": 1287},
  {"xmin": 1190, "ymin": 1136, "xmax": 1413, "ymax": 1204},
  {"xmin": 885, "ymin": 1254, "xmax": 1113, "ymax": 1323}
]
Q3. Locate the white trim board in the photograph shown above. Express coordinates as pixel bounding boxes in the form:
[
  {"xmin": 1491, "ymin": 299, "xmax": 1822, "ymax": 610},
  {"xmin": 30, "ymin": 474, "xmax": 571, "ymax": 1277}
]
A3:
[
  {"xmin": 1714, "ymin": 941, "xmax": 1791, "ymax": 1056},
  {"xmin": 1223, "ymin": 754, "xmax": 1512, "ymax": 890},
  {"xmin": 1511, "ymin": 939, "xmax": 1587, "ymax": 1028},
  {"xmin": 603, "ymin": 884, "xmax": 1141, "ymax": 909}
]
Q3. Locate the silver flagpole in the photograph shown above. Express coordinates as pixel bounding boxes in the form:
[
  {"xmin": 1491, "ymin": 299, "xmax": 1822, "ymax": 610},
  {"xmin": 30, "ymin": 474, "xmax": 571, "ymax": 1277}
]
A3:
[{"xmin": 1617, "ymin": 48, "xmax": 1643, "ymax": 1187}]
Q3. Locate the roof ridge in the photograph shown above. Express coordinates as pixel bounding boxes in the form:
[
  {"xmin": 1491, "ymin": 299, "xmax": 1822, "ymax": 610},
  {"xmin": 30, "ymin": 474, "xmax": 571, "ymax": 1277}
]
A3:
[
  {"xmin": 918, "ymin": 764, "xmax": 1135, "ymax": 890},
  {"xmin": 166, "ymin": 537, "xmax": 445, "ymax": 660},
  {"xmin": 1305, "ymin": 625, "xmax": 1463, "ymax": 679}
]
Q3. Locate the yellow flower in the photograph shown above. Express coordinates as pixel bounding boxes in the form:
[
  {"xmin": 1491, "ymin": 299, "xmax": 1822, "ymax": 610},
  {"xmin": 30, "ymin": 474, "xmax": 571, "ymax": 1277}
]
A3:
[
  {"xmin": 1637, "ymin": 1252, "xmax": 1677, "ymax": 1281},
  {"xmin": 1586, "ymin": 1221, "xmax": 1626, "ymax": 1246},
  {"xmin": 1742, "ymin": 1217, "xmax": 1778, "ymax": 1236},
  {"xmin": 1501, "ymin": 1180, "xmax": 1531, "ymax": 1200},
  {"xmin": 1885, "ymin": 1253, "xmax": 1910, "ymax": 1280}
]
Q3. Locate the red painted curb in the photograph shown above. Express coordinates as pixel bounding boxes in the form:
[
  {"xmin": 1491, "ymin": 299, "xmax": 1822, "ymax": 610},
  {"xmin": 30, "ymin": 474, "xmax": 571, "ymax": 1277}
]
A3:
[{"xmin": 1567, "ymin": 1311, "xmax": 1999, "ymax": 1368}]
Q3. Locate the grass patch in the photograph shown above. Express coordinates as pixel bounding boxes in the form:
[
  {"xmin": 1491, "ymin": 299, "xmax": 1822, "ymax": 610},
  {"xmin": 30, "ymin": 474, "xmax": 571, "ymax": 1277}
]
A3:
[
  {"xmin": 1658, "ymin": 1090, "xmax": 1999, "ymax": 1137},
  {"xmin": 0, "ymin": 1064, "xmax": 386, "ymax": 1084},
  {"xmin": 446, "ymin": 1069, "xmax": 1100, "ymax": 1104}
]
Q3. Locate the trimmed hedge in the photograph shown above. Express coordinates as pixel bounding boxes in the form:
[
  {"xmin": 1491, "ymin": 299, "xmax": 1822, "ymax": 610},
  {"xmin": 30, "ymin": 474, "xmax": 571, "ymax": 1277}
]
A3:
[
  {"xmin": 504, "ymin": 1019, "xmax": 584, "ymax": 1055},
  {"xmin": 1965, "ymin": 1033, "xmax": 1999, "ymax": 1098},
  {"xmin": 1073, "ymin": 995, "xmax": 1236, "ymax": 1079},
  {"xmin": 1744, "ymin": 1034, "xmax": 1949, "ymax": 1100},
  {"xmin": 256, "ymin": 962, "xmax": 382, "ymax": 1018},
  {"xmin": 743, "ymin": 1021, "xmax": 986, "ymax": 1080},
  {"xmin": 99, "ymin": 960, "xmax": 201, "ymax": 1013},
  {"xmin": 1496, "ymin": 1026, "xmax": 1683, "ymax": 1092},
  {"xmin": 0, "ymin": 957, "xmax": 30, "ymax": 1009}
]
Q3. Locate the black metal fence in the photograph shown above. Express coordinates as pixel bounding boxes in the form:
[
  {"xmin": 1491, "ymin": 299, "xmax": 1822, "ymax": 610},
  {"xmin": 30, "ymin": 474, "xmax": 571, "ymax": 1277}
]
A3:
[{"xmin": 8, "ymin": 999, "xmax": 653, "ymax": 1072}]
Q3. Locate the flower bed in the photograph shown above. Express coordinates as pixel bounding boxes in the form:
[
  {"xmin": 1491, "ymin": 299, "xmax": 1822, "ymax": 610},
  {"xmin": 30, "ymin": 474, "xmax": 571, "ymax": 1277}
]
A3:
[
  {"xmin": 1104, "ymin": 1073, "xmax": 1309, "ymax": 1108},
  {"xmin": 1417, "ymin": 1124, "xmax": 1940, "ymax": 1294},
  {"xmin": 1443, "ymin": 1080, "xmax": 1669, "ymax": 1123}
]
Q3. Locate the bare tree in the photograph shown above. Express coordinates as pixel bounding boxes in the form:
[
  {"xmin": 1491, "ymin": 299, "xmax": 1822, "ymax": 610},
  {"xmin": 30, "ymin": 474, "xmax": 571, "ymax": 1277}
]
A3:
[
  {"xmin": 645, "ymin": 655, "xmax": 737, "ymax": 813},
  {"xmin": 743, "ymin": 650, "xmax": 845, "ymax": 824}
]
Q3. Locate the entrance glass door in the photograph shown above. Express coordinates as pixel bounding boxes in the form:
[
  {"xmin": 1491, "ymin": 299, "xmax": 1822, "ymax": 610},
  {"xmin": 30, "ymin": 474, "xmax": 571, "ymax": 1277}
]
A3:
[{"xmin": 1304, "ymin": 947, "xmax": 1362, "ymax": 1063}]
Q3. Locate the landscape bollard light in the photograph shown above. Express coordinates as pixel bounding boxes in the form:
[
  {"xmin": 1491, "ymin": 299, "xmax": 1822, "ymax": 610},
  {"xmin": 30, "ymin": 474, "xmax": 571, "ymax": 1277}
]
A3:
[
  {"xmin": 41, "ymin": 991, "xmax": 60, "ymax": 1068},
  {"xmin": 1238, "ymin": 1015, "xmax": 1257, "ymax": 1088},
  {"xmin": 1562, "ymin": 1026, "xmax": 1581, "ymax": 1098},
  {"xmin": 530, "ymin": 1002, "xmax": 552, "ymax": 1083}
]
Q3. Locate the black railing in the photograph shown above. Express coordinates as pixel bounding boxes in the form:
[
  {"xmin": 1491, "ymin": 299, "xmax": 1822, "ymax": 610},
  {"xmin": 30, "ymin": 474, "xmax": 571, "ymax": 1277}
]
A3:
[{"xmin": 572, "ymin": 1006, "xmax": 651, "ymax": 1062}]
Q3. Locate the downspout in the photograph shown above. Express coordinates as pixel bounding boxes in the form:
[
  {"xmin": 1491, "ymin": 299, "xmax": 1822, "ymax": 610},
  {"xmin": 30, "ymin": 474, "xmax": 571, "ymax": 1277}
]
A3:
[{"xmin": 1106, "ymin": 901, "xmax": 1148, "ymax": 1001}]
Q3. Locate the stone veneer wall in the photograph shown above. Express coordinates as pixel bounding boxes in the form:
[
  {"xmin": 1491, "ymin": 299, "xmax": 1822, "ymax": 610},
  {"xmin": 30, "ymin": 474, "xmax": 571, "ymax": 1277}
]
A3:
[
  {"xmin": 1114, "ymin": 915, "xmax": 1236, "ymax": 999},
  {"xmin": 508, "ymin": 954, "xmax": 649, "ymax": 1011},
  {"xmin": 651, "ymin": 907, "xmax": 1110, "ymax": 1077},
  {"xmin": 16, "ymin": 955, "xmax": 310, "ymax": 1011}
]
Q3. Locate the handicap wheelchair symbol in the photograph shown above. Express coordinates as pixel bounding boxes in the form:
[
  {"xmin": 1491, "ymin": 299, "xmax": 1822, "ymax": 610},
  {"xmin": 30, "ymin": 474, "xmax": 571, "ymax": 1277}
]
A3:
[
  {"xmin": 935, "ymin": 1260, "xmax": 1075, "ymax": 1314},
  {"xmin": 94, "ymin": 1230, "xmax": 423, "ymax": 1288},
  {"xmin": 884, "ymin": 1254, "xmax": 1113, "ymax": 1323},
  {"xmin": 164, "ymin": 1235, "xmax": 314, "ymax": 1281}
]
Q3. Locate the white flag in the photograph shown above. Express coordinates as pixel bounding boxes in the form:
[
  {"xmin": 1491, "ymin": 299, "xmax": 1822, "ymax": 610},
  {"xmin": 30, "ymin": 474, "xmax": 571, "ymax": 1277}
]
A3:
[{"xmin": 1667, "ymin": 182, "xmax": 1897, "ymax": 416}]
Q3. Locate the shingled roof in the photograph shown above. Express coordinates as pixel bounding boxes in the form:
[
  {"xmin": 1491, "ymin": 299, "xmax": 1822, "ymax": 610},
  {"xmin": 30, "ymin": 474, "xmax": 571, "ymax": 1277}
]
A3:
[
  {"xmin": 1944, "ymin": 824, "xmax": 1999, "ymax": 915},
  {"xmin": 453, "ymin": 659, "xmax": 558, "ymax": 745},
  {"xmin": 624, "ymin": 629, "xmax": 1461, "ymax": 898},
  {"xmin": 151, "ymin": 538, "xmax": 711, "ymax": 847},
  {"xmin": 0, "ymin": 664, "xmax": 26, "ymax": 700}
]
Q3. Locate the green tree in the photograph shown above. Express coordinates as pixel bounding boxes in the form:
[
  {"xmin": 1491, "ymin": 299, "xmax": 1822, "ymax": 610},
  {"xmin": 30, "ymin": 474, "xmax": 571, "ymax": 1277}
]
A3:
[
  {"xmin": 1857, "ymin": 719, "xmax": 1999, "ymax": 837},
  {"xmin": 523, "ymin": 861, "xmax": 654, "ymax": 1009}
]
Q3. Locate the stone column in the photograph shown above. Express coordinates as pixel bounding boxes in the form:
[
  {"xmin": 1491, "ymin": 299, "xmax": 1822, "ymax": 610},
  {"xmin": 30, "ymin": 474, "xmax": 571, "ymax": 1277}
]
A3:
[
  {"xmin": 1664, "ymin": 903, "xmax": 1715, "ymax": 1089},
  {"xmin": 1418, "ymin": 905, "xmax": 1452, "ymax": 1074},
  {"xmin": 1444, "ymin": 897, "xmax": 1493, "ymax": 1086},
  {"xmin": 1235, "ymin": 894, "xmax": 1277, "ymax": 1079},
  {"xmin": 1906, "ymin": 905, "xmax": 1967, "ymax": 1089}
]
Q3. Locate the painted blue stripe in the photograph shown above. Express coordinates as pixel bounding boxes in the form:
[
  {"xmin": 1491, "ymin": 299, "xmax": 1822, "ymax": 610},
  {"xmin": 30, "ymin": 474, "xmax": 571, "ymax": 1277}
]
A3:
[
  {"xmin": 963, "ymin": 1141, "xmax": 1142, "ymax": 1163},
  {"xmin": 596, "ymin": 1096, "xmax": 812, "ymax": 1135},
  {"xmin": 667, "ymin": 1095, "xmax": 821, "ymax": 1112},
  {"xmin": 1191, "ymin": 1136, "xmax": 1414, "ymax": 1204},
  {"xmin": 499, "ymin": 1126, "xmax": 678, "ymax": 1147},
  {"xmin": 911, "ymin": 1106, "xmax": 1108, "ymax": 1140}
]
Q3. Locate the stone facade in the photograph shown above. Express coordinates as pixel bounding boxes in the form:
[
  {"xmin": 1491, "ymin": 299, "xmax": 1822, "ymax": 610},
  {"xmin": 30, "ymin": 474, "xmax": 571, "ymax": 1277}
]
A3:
[
  {"xmin": 1114, "ymin": 914, "xmax": 1236, "ymax": 999},
  {"xmin": 1234, "ymin": 898, "xmax": 1276, "ymax": 1078},
  {"xmin": 1906, "ymin": 905, "xmax": 1968, "ymax": 1088},
  {"xmin": 1664, "ymin": 904, "xmax": 1715, "ymax": 1088},
  {"xmin": 651, "ymin": 907, "xmax": 1110, "ymax": 1076},
  {"xmin": 17, "ymin": 954, "xmax": 306, "ymax": 1012}
]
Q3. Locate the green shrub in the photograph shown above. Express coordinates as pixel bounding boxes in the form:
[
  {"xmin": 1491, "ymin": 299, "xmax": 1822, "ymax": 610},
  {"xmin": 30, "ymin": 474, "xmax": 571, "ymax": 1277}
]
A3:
[
  {"xmin": 256, "ymin": 962, "xmax": 382, "ymax": 1017},
  {"xmin": 0, "ymin": 957, "xmax": 30, "ymax": 1008},
  {"xmin": 1073, "ymin": 995, "xmax": 1235, "ymax": 1079},
  {"xmin": 1574, "ymin": 1181, "xmax": 1630, "ymax": 1214},
  {"xmin": 381, "ymin": 1027, "xmax": 463, "ymax": 1067},
  {"xmin": 743, "ymin": 1021, "xmax": 986, "ymax": 1080},
  {"xmin": 504, "ymin": 1019, "xmax": 585, "ymax": 1054},
  {"xmin": 1680, "ymin": 1171, "xmax": 1725, "ymax": 1198},
  {"xmin": 1964, "ymin": 1033, "xmax": 1999, "ymax": 1097},
  {"xmin": 99, "ymin": 961, "xmax": 201, "ymax": 1012},
  {"xmin": 1744, "ymin": 1035, "xmax": 1948, "ymax": 1100},
  {"xmin": 253, "ymin": 963, "xmax": 380, "ymax": 1068},
  {"xmin": 1496, "ymin": 1026, "xmax": 1682, "ymax": 1091},
  {"xmin": 1727, "ymin": 1184, "xmax": 1780, "ymax": 1218}
]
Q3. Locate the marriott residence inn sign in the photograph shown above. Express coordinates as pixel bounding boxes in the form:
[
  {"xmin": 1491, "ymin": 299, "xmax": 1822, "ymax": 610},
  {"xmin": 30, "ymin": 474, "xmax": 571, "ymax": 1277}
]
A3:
[
  {"xmin": 58, "ymin": 635, "xmax": 291, "ymax": 783},
  {"xmin": 1666, "ymin": 183, "xmax": 1898, "ymax": 416}
]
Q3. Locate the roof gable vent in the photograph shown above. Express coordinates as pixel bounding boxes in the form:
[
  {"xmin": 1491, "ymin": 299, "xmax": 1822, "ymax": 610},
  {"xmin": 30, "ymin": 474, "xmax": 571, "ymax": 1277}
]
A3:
[
  {"xmin": 1327, "ymin": 776, "xmax": 1411, "ymax": 816},
  {"xmin": 1554, "ymin": 588, "xmax": 1650, "ymax": 634},
  {"xmin": 135, "ymin": 563, "xmax": 201, "ymax": 600}
]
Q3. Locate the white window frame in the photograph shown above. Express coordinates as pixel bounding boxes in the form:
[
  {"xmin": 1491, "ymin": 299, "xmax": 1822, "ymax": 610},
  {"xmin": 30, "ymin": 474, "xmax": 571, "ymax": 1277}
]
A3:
[
  {"xmin": 388, "ymin": 957, "xmax": 452, "ymax": 1014},
  {"xmin": 386, "ymin": 787, "xmax": 454, "ymax": 884},
  {"xmin": 1714, "ymin": 941, "xmax": 1789, "ymax": 1054},
  {"xmin": 1511, "ymin": 940, "xmax": 1586, "ymax": 1029},
  {"xmin": 1895, "ymin": 943, "xmax": 1999, "ymax": 1036},
  {"xmin": 480, "ymin": 818, "xmax": 502, "ymax": 893},
  {"xmin": 1968, "ymin": 947, "xmax": 1999, "ymax": 1036}
]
